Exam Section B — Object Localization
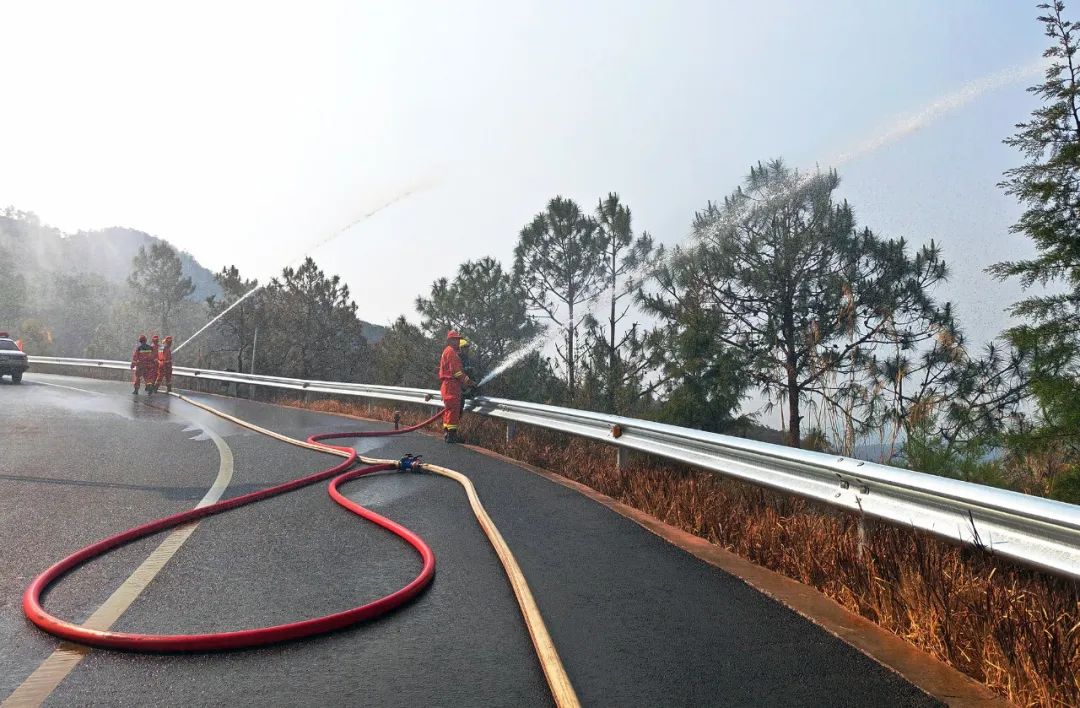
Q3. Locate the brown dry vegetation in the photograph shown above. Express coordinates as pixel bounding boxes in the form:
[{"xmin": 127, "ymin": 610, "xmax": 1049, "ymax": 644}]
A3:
[
  {"xmin": 300, "ymin": 396, "xmax": 1079, "ymax": 708},
  {"xmin": 28, "ymin": 365, "xmax": 1079, "ymax": 706}
]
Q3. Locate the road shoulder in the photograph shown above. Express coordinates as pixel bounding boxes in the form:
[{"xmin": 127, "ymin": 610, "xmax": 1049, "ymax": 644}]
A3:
[{"xmin": 462, "ymin": 444, "xmax": 1007, "ymax": 708}]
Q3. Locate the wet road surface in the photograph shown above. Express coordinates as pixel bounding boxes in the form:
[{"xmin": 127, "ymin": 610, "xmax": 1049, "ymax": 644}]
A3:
[{"xmin": 0, "ymin": 374, "xmax": 939, "ymax": 707}]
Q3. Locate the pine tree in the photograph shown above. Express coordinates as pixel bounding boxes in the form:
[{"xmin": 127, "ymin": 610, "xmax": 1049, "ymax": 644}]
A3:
[
  {"xmin": 259, "ymin": 258, "xmax": 369, "ymax": 380},
  {"xmin": 642, "ymin": 279, "xmax": 749, "ymax": 433},
  {"xmin": 415, "ymin": 256, "xmax": 538, "ymax": 381},
  {"xmin": 372, "ymin": 316, "xmax": 441, "ymax": 388},
  {"xmin": 582, "ymin": 193, "xmax": 656, "ymax": 414},
  {"xmin": 513, "ymin": 197, "xmax": 604, "ymax": 397},
  {"xmin": 127, "ymin": 243, "xmax": 195, "ymax": 335},
  {"xmin": 992, "ymin": 2, "xmax": 1080, "ymax": 315},
  {"xmin": 989, "ymin": 0, "xmax": 1080, "ymax": 451},
  {"xmin": 207, "ymin": 265, "xmax": 261, "ymax": 373},
  {"xmin": 649, "ymin": 160, "xmax": 951, "ymax": 448}
]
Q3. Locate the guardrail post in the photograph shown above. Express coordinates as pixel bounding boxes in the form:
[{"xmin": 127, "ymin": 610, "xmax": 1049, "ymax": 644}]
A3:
[
  {"xmin": 506, "ymin": 421, "xmax": 517, "ymax": 444},
  {"xmin": 616, "ymin": 446, "xmax": 626, "ymax": 472},
  {"xmin": 857, "ymin": 516, "xmax": 867, "ymax": 561}
]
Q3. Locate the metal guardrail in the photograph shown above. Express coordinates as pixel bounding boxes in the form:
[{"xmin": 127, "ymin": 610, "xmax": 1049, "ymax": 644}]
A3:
[{"xmin": 28, "ymin": 356, "xmax": 1080, "ymax": 581}]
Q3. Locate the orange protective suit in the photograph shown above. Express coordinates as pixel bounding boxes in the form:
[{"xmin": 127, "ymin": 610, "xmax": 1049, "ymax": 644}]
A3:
[
  {"xmin": 157, "ymin": 342, "xmax": 173, "ymax": 391},
  {"xmin": 131, "ymin": 343, "xmax": 156, "ymax": 392},
  {"xmin": 439, "ymin": 343, "xmax": 468, "ymax": 430}
]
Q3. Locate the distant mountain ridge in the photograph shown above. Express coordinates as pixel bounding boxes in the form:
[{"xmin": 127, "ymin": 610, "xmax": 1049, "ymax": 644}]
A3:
[
  {"xmin": 0, "ymin": 210, "xmax": 385, "ymax": 342},
  {"xmin": 0, "ymin": 212, "xmax": 219, "ymax": 300},
  {"xmin": 66, "ymin": 227, "xmax": 221, "ymax": 300}
]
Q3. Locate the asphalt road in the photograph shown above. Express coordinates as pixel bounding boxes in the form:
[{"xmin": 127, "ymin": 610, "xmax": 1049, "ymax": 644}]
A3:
[{"xmin": 0, "ymin": 373, "xmax": 940, "ymax": 707}]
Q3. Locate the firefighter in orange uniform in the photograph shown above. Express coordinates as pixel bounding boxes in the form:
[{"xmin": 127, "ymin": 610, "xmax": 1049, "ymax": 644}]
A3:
[
  {"xmin": 157, "ymin": 335, "xmax": 174, "ymax": 393},
  {"xmin": 439, "ymin": 330, "xmax": 474, "ymax": 443},
  {"xmin": 130, "ymin": 335, "xmax": 155, "ymax": 395},
  {"xmin": 146, "ymin": 335, "xmax": 161, "ymax": 393}
]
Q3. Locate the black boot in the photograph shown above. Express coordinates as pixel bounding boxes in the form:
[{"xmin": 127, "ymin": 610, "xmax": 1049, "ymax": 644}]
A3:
[{"xmin": 444, "ymin": 429, "xmax": 459, "ymax": 444}]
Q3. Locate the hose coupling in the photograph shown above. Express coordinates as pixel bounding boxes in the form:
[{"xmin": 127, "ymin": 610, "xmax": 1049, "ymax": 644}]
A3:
[{"xmin": 399, "ymin": 454, "xmax": 424, "ymax": 472}]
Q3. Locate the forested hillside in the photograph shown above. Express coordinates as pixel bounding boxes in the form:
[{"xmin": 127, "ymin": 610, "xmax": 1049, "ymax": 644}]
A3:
[
  {"xmin": 0, "ymin": 210, "xmax": 219, "ymax": 298},
  {"xmin": 0, "ymin": 208, "xmax": 384, "ymax": 360}
]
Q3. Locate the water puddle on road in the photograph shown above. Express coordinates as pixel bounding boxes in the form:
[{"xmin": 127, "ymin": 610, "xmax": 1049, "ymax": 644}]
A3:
[{"xmin": 342, "ymin": 470, "xmax": 430, "ymax": 508}]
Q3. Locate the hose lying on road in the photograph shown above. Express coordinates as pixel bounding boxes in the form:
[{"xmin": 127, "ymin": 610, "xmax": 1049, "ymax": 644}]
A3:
[
  {"xmin": 22, "ymin": 410, "xmax": 442, "ymax": 652},
  {"xmin": 21, "ymin": 395, "xmax": 580, "ymax": 708}
]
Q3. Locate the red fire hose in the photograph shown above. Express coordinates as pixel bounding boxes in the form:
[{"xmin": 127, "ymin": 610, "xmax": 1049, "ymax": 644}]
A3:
[{"xmin": 22, "ymin": 410, "xmax": 444, "ymax": 651}]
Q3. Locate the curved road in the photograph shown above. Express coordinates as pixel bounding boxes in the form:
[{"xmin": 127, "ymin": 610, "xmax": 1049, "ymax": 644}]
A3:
[{"xmin": 0, "ymin": 374, "xmax": 938, "ymax": 707}]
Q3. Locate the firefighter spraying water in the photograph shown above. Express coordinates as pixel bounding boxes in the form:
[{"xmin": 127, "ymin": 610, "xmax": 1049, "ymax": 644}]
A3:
[{"xmin": 438, "ymin": 330, "xmax": 475, "ymax": 443}]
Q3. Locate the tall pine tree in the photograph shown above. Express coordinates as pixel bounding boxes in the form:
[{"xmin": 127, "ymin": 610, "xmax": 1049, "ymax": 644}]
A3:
[
  {"xmin": 577, "ymin": 194, "xmax": 656, "ymax": 413},
  {"xmin": 990, "ymin": 0, "xmax": 1080, "ymax": 454},
  {"xmin": 128, "ymin": 243, "xmax": 195, "ymax": 335},
  {"xmin": 649, "ymin": 160, "xmax": 951, "ymax": 448},
  {"xmin": 514, "ymin": 197, "xmax": 603, "ymax": 398}
]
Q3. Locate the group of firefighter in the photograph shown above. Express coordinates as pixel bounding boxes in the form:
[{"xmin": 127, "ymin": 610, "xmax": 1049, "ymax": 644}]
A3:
[
  {"xmin": 129, "ymin": 328, "xmax": 474, "ymax": 440},
  {"xmin": 130, "ymin": 334, "xmax": 174, "ymax": 395}
]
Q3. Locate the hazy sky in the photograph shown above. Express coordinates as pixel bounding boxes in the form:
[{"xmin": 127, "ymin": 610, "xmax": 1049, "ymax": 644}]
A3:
[{"xmin": 0, "ymin": 1, "xmax": 1049, "ymax": 348}]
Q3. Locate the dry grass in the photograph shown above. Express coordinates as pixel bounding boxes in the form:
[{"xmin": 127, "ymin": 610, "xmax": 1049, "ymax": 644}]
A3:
[
  {"xmin": 300, "ymin": 397, "xmax": 1079, "ymax": 707},
  {"xmin": 28, "ymin": 365, "xmax": 1079, "ymax": 705}
]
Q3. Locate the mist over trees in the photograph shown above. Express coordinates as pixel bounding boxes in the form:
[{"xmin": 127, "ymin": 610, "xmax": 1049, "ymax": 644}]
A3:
[
  {"xmin": 6, "ymin": 3, "xmax": 1080, "ymax": 504},
  {"xmin": 371, "ymin": 317, "xmax": 440, "ymax": 389},
  {"xmin": 0, "ymin": 211, "xmax": 215, "ymax": 358}
]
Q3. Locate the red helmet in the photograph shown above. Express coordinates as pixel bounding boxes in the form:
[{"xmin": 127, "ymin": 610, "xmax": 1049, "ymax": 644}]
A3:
[
  {"xmin": 152, "ymin": 335, "xmax": 159, "ymax": 342},
  {"xmin": 138, "ymin": 335, "xmax": 147, "ymax": 344},
  {"xmin": 447, "ymin": 330, "xmax": 461, "ymax": 340},
  {"xmin": 164, "ymin": 335, "xmax": 173, "ymax": 343}
]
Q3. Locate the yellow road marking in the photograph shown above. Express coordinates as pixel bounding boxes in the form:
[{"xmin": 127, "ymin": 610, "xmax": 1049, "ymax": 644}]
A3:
[{"xmin": 3, "ymin": 401, "xmax": 234, "ymax": 708}]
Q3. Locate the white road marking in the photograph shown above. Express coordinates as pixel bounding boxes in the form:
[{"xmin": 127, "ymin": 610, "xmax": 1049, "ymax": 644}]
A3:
[{"xmin": 2, "ymin": 395, "xmax": 235, "ymax": 708}]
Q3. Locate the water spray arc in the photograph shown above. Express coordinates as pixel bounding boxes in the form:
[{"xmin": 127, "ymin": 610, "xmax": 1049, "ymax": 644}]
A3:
[
  {"xmin": 828, "ymin": 58, "xmax": 1046, "ymax": 168},
  {"xmin": 671, "ymin": 56, "xmax": 1048, "ymax": 251},
  {"xmin": 173, "ymin": 284, "xmax": 260, "ymax": 355},
  {"xmin": 477, "ymin": 329, "xmax": 552, "ymax": 387},
  {"xmin": 173, "ymin": 183, "xmax": 433, "ymax": 355}
]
